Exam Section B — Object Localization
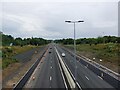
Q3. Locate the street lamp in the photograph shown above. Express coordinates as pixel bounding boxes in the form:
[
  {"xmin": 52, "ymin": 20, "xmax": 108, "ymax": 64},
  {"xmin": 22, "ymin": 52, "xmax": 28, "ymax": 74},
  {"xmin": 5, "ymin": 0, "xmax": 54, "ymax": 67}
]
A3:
[{"xmin": 65, "ymin": 20, "xmax": 84, "ymax": 88}]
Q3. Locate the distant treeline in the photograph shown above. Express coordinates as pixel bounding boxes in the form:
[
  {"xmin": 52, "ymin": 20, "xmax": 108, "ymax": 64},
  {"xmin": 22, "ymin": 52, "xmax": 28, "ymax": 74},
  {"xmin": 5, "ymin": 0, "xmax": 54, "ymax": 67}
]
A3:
[
  {"xmin": 1, "ymin": 32, "xmax": 120, "ymax": 46},
  {"xmin": 1, "ymin": 33, "xmax": 52, "ymax": 46},
  {"xmin": 54, "ymin": 36, "xmax": 120, "ymax": 45}
]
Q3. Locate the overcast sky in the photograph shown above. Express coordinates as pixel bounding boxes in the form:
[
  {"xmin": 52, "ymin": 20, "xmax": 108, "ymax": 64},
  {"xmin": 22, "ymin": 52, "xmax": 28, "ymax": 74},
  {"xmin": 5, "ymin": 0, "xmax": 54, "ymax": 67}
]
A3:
[{"xmin": 0, "ymin": 0, "xmax": 119, "ymax": 39}]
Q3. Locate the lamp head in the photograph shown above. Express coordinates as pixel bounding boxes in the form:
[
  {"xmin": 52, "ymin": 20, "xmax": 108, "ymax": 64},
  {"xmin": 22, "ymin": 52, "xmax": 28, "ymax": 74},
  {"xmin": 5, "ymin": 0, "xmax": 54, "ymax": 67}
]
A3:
[
  {"xmin": 78, "ymin": 20, "xmax": 84, "ymax": 22},
  {"xmin": 65, "ymin": 21, "xmax": 72, "ymax": 23}
]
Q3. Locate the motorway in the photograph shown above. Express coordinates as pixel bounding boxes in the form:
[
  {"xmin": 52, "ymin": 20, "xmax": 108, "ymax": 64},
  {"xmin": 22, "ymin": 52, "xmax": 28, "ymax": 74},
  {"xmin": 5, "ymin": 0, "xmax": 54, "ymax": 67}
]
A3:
[
  {"xmin": 56, "ymin": 44, "xmax": 114, "ymax": 88},
  {"xmin": 25, "ymin": 44, "xmax": 67, "ymax": 88},
  {"xmin": 24, "ymin": 44, "xmax": 115, "ymax": 89}
]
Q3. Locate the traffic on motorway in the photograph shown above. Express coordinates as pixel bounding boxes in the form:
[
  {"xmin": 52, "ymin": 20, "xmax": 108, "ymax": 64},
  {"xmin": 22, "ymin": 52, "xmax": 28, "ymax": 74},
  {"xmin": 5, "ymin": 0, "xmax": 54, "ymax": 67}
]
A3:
[{"xmin": 13, "ymin": 44, "xmax": 119, "ymax": 90}]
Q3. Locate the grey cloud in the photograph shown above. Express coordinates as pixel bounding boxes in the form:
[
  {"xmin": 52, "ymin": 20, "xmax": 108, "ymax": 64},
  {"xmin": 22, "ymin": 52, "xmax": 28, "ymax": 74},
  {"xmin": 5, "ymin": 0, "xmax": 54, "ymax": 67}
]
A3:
[{"xmin": 1, "ymin": 2, "xmax": 118, "ymax": 39}]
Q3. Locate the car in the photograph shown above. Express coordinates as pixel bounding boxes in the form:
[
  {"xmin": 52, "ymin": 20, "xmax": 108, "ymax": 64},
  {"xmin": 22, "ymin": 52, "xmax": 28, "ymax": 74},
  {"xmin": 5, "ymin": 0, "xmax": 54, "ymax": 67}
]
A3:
[
  {"xmin": 62, "ymin": 53, "xmax": 65, "ymax": 57},
  {"xmin": 49, "ymin": 51, "xmax": 51, "ymax": 53}
]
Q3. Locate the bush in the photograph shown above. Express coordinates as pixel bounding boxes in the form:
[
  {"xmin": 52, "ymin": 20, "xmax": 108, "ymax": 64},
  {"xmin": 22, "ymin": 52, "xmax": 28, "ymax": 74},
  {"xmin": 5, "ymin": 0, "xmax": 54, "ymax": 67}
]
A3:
[
  {"xmin": 2, "ymin": 58, "xmax": 18, "ymax": 69},
  {"xmin": 6, "ymin": 48, "xmax": 13, "ymax": 53}
]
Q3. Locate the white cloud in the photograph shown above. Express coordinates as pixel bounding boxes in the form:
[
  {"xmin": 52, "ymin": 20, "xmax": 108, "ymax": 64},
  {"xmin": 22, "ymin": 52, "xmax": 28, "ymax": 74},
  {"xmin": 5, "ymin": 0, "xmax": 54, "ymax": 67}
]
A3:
[
  {"xmin": 3, "ymin": 13, "xmax": 43, "ymax": 31},
  {"xmin": 1, "ymin": 1, "xmax": 118, "ymax": 39},
  {"xmin": 1, "ymin": 0, "xmax": 119, "ymax": 2},
  {"xmin": 92, "ymin": 21, "xmax": 117, "ymax": 28},
  {"xmin": 2, "ymin": 12, "xmax": 62, "ymax": 39}
]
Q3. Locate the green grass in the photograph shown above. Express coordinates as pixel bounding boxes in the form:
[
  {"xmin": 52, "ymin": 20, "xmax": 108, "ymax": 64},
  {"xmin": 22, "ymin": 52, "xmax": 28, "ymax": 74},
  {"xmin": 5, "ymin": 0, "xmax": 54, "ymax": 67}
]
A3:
[
  {"xmin": 2, "ymin": 45, "xmax": 40, "ymax": 69},
  {"xmin": 2, "ymin": 58, "xmax": 18, "ymax": 69},
  {"xmin": 65, "ymin": 43, "xmax": 119, "ymax": 66},
  {"xmin": 0, "ymin": 59, "xmax": 1, "ymax": 69},
  {"xmin": 79, "ymin": 44, "xmax": 118, "ymax": 58},
  {"xmin": 0, "ymin": 50, "xmax": 1, "ymax": 58}
]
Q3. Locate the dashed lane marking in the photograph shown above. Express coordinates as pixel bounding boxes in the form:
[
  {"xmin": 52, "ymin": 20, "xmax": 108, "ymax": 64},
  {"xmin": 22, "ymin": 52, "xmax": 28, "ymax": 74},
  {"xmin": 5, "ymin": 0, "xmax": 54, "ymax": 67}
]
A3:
[
  {"xmin": 51, "ymin": 66, "xmax": 52, "ymax": 69},
  {"xmin": 50, "ymin": 76, "xmax": 52, "ymax": 81},
  {"xmin": 85, "ymin": 76, "xmax": 89, "ymax": 80}
]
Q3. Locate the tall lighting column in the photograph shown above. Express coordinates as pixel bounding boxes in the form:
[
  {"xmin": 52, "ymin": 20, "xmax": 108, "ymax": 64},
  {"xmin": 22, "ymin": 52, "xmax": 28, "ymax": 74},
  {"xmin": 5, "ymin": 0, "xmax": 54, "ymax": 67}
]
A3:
[{"xmin": 65, "ymin": 20, "xmax": 84, "ymax": 88}]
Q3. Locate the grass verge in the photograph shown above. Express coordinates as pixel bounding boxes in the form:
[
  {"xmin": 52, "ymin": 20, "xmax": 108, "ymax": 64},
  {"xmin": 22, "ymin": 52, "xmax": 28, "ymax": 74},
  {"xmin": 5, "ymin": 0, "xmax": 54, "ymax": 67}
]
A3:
[
  {"xmin": 2, "ymin": 45, "xmax": 39, "ymax": 69},
  {"xmin": 64, "ymin": 43, "xmax": 120, "ymax": 73}
]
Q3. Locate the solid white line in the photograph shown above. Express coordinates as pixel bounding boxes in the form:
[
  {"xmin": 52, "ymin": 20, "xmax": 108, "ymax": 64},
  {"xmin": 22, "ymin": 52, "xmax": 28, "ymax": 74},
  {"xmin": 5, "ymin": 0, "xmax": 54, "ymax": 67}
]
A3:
[
  {"xmin": 25, "ymin": 58, "xmax": 43, "ymax": 86},
  {"xmin": 85, "ymin": 76, "xmax": 89, "ymax": 80},
  {"xmin": 56, "ymin": 52, "xmax": 68, "ymax": 88},
  {"xmin": 65, "ymin": 62, "xmax": 76, "ymax": 80},
  {"xmin": 76, "ymin": 82, "xmax": 82, "ymax": 89},
  {"xmin": 98, "ymin": 76, "xmax": 103, "ymax": 80},
  {"xmin": 55, "ymin": 47, "xmax": 76, "ymax": 88},
  {"xmin": 55, "ymin": 46, "xmax": 82, "ymax": 89},
  {"xmin": 50, "ymin": 76, "xmax": 52, "ymax": 81}
]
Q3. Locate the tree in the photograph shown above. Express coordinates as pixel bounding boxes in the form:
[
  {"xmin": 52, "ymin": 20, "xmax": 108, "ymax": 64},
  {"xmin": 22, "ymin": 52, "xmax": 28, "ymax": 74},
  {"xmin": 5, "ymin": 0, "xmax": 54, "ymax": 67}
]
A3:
[{"xmin": 2, "ymin": 34, "xmax": 14, "ymax": 46}]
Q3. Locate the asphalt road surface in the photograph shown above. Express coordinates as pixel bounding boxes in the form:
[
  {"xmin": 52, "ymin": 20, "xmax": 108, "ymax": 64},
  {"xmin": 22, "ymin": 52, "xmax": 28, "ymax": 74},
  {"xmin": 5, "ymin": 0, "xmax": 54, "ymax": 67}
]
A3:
[
  {"xmin": 25, "ymin": 44, "xmax": 115, "ymax": 89},
  {"xmin": 56, "ymin": 44, "xmax": 114, "ymax": 88},
  {"xmin": 25, "ymin": 44, "xmax": 66, "ymax": 88}
]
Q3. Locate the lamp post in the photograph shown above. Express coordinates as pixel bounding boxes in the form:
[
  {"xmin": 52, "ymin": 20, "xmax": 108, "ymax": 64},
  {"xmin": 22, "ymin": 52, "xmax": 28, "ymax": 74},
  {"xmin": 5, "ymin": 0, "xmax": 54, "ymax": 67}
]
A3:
[{"xmin": 65, "ymin": 20, "xmax": 84, "ymax": 88}]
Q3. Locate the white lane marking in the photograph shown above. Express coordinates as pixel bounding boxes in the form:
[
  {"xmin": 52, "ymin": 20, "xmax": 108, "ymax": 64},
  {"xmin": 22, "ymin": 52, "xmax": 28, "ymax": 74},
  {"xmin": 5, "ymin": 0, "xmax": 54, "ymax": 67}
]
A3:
[
  {"xmin": 98, "ymin": 76, "xmax": 103, "ymax": 80},
  {"xmin": 51, "ymin": 66, "xmax": 52, "ymax": 69},
  {"xmin": 50, "ymin": 76, "xmax": 52, "ymax": 81},
  {"xmin": 101, "ymin": 73, "xmax": 104, "ymax": 77},
  {"xmin": 76, "ymin": 82, "xmax": 82, "ymax": 89},
  {"xmin": 55, "ymin": 47, "xmax": 82, "ymax": 89},
  {"xmin": 79, "ymin": 63, "xmax": 84, "ymax": 67},
  {"xmin": 84, "ymin": 66, "xmax": 87, "ymax": 68},
  {"xmin": 85, "ymin": 76, "xmax": 89, "ymax": 80},
  {"xmin": 63, "ymin": 60, "xmax": 77, "ymax": 82},
  {"xmin": 56, "ymin": 52, "xmax": 68, "ymax": 88},
  {"xmin": 57, "ymin": 48, "xmax": 81, "ymax": 87},
  {"xmin": 26, "ymin": 59, "xmax": 42, "ymax": 85}
]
